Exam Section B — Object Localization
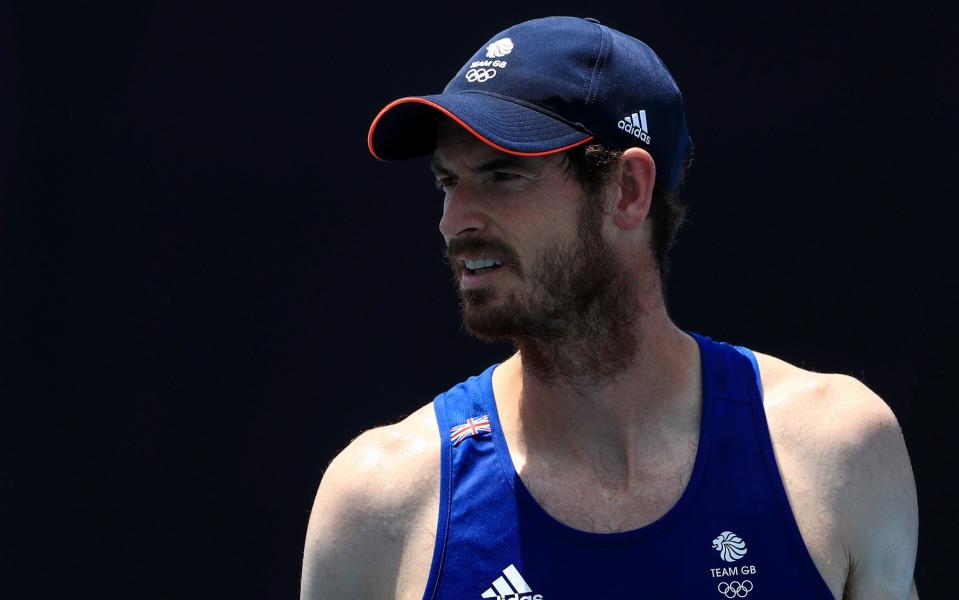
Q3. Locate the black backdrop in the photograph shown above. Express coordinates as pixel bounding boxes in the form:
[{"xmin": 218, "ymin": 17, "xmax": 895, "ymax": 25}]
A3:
[{"xmin": 4, "ymin": 1, "xmax": 956, "ymax": 597}]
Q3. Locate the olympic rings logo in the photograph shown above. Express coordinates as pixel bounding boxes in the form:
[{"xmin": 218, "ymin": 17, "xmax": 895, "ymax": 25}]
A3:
[
  {"xmin": 717, "ymin": 580, "xmax": 753, "ymax": 598},
  {"xmin": 466, "ymin": 68, "xmax": 496, "ymax": 83}
]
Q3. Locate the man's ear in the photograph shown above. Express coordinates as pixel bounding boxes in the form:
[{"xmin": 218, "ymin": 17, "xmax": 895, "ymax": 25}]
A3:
[{"xmin": 611, "ymin": 148, "xmax": 656, "ymax": 230}]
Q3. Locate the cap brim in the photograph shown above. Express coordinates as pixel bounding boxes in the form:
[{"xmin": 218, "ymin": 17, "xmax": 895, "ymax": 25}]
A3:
[{"xmin": 367, "ymin": 92, "xmax": 593, "ymax": 161}]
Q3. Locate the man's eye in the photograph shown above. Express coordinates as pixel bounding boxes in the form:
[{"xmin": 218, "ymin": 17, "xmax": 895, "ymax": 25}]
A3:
[
  {"xmin": 493, "ymin": 172, "xmax": 521, "ymax": 182},
  {"xmin": 434, "ymin": 177, "xmax": 457, "ymax": 191}
]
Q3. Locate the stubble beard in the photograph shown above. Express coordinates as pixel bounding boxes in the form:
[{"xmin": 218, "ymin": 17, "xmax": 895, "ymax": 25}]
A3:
[{"xmin": 454, "ymin": 196, "xmax": 642, "ymax": 385}]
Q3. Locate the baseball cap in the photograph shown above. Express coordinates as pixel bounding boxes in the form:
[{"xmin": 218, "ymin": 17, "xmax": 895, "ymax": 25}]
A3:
[{"xmin": 367, "ymin": 16, "xmax": 692, "ymax": 191}]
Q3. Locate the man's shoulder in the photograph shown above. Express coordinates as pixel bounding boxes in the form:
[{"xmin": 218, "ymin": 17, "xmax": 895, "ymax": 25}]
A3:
[
  {"xmin": 301, "ymin": 402, "xmax": 441, "ymax": 599},
  {"xmin": 752, "ymin": 350, "xmax": 903, "ymax": 451},
  {"xmin": 752, "ymin": 350, "xmax": 909, "ymax": 482},
  {"xmin": 751, "ymin": 350, "xmax": 918, "ymax": 599},
  {"xmin": 320, "ymin": 401, "xmax": 441, "ymax": 516}
]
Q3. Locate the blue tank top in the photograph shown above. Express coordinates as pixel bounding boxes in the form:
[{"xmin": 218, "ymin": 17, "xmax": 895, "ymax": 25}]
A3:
[{"xmin": 422, "ymin": 332, "xmax": 835, "ymax": 600}]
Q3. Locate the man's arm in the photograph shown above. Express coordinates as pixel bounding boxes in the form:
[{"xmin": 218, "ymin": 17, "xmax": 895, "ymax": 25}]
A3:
[
  {"xmin": 300, "ymin": 429, "xmax": 399, "ymax": 599},
  {"xmin": 830, "ymin": 376, "xmax": 919, "ymax": 599},
  {"xmin": 300, "ymin": 406, "xmax": 440, "ymax": 600}
]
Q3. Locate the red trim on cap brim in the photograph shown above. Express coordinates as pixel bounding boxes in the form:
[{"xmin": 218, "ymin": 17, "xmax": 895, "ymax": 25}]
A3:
[{"xmin": 367, "ymin": 96, "xmax": 594, "ymax": 161}]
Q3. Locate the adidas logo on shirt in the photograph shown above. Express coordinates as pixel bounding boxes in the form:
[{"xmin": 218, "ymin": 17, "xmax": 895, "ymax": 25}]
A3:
[
  {"xmin": 480, "ymin": 564, "xmax": 543, "ymax": 599},
  {"xmin": 617, "ymin": 110, "xmax": 651, "ymax": 144}
]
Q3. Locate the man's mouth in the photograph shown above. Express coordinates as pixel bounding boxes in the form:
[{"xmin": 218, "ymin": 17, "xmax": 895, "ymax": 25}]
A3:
[{"xmin": 463, "ymin": 257, "xmax": 504, "ymax": 276}]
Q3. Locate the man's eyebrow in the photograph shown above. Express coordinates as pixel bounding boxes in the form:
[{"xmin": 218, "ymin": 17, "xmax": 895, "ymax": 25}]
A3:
[
  {"xmin": 430, "ymin": 157, "xmax": 452, "ymax": 176},
  {"xmin": 430, "ymin": 155, "xmax": 539, "ymax": 176},
  {"xmin": 474, "ymin": 156, "xmax": 538, "ymax": 173}
]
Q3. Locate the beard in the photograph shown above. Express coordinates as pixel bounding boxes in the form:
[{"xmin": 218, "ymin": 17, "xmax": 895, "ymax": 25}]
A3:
[{"xmin": 447, "ymin": 194, "xmax": 642, "ymax": 385}]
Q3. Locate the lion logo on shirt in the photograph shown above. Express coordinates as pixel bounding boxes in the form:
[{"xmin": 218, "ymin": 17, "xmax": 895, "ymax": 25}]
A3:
[{"xmin": 712, "ymin": 531, "xmax": 748, "ymax": 562}]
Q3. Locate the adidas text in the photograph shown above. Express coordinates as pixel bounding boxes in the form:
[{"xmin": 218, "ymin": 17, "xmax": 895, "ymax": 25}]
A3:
[
  {"xmin": 618, "ymin": 119, "xmax": 651, "ymax": 143},
  {"xmin": 617, "ymin": 110, "xmax": 651, "ymax": 144}
]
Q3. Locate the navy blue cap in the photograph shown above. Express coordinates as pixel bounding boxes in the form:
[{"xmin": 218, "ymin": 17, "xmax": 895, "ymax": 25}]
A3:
[{"xmin": 368, "ymin": 16, "xmax": 692, "ymax": 191}]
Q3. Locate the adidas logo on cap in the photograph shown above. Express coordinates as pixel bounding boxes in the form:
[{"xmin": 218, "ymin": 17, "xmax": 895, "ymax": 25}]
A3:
[{"xmin": 617, "ymin": 110, "xmax": 651, "ymax": 144}]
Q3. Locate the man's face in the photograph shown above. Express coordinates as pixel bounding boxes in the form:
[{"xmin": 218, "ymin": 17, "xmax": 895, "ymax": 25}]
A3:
[{"xmin": 432, "ymin": 122, "xmax": 640, "ymax": 377}]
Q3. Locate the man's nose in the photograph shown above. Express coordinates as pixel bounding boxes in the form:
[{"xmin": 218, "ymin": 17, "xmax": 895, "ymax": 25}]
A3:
[{"xmin": 438, "ymin": 182, "xmax": 486, "ymax": 241}]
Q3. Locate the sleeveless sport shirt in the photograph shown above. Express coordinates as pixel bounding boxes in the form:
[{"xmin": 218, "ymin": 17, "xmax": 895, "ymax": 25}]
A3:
[{"xmin": 423, "ymin": 332, "xmax": 834, "ymax": 599}]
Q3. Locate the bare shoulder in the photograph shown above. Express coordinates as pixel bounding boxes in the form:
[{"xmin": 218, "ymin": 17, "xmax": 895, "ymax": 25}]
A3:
[
  {"xmin": 753, "ymin": 352, "xmax": 906, "ymax": 451},
  {"xmin": 753, "ymin": 351, "xmax": 919, "ymax": 599},
  {"xmin": 313, "ymin": 401, "xmax": 440, "ymax": 514},
  {"xmin": 300, "ymin": 402, "xmax": 441, "ymax": 600}
]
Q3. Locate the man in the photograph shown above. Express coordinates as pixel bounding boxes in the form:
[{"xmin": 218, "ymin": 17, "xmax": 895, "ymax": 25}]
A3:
[{"xmin": 301, "ymin": 16, "xmax": 918, "ymax": 599}]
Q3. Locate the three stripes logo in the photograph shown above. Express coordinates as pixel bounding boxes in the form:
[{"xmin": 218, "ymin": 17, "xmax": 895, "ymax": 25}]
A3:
[
  {"xmin": 480, "ymin": 564, "xmax": 542, "ymax": 599},
  {"xmin": 617, "ymin": 110, "xmax": 651, "ymax": 144}
]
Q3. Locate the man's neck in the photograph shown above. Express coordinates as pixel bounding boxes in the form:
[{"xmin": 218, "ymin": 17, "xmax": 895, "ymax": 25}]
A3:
[{"xmin": 491, "ymin": 308, "xmax": 703, "ymax": 490}]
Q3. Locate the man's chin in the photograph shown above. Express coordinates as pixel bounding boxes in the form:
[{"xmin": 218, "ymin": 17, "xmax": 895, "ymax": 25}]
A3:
[
  {"xmin": 462, "ymin": 317, "xmax": 515, "ymax": 343},
  {"xmin": 459, "ymin": 286, "xmax": 497, "ymax": 306},
  {"xmin": 459, "ymin": 292, "xmax": 522, "ymax": 342}
]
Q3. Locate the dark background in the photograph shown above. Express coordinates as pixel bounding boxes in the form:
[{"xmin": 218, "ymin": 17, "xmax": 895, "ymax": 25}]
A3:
[{"xmin": 4, "ymin": 1, "xmax": 955, "ymax": 597}]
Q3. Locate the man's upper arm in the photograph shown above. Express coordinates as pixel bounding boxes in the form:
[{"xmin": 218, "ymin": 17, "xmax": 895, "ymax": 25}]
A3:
[
  {"xmin": 300, "ymin": 430, "xmax": 402, "ymax": 600},
  {"xmin": 831, "ymin": 375, "xmax": 919, "ymax": 599},
  {"xmin": 300, "ymin": 406, "xmax": 440, "ymax": 600}
]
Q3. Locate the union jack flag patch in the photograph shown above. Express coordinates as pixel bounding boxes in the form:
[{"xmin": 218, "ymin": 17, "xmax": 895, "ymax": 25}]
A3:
[{"xmin": 450, "ymin": 415, "xmax": 492, "ymax": 446}]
